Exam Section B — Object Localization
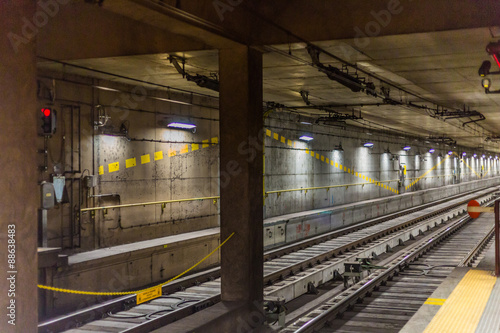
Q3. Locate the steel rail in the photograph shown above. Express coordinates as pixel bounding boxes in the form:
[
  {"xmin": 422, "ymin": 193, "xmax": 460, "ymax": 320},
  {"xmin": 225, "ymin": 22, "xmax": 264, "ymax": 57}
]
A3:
[
  {"xmin": 291, "ymin": 215, "xmax": 473, "ymax": 333},
  {"xmin": 39, "ymin": 187, "xmax": 497, "ymax": 332},
  {"xmin": 459, "ymin": 226, "xmax": 495, "ymax": 267}
]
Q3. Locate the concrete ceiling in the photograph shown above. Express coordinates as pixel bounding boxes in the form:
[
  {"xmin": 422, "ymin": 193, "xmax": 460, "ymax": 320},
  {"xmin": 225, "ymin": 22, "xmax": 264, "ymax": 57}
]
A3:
[{"xmin": 38, "ymin": 27, "xmax": 500, "ymax": 151}]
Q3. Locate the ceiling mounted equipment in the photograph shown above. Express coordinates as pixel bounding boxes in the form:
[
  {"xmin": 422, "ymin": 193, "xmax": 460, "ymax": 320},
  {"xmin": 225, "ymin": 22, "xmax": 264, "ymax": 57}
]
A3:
[
  {"xmin": 426, "ymin": 136, "xmax": 457, "ymax": 146},
  {"xmin": 169, "ymin": 56, "xmax": 219, "ymax": 92},
  {"xmin": 306, "ymin": 45, "xmax": 375, "ymax": 94},
  {"xmin": 430, "ymin": 106, "xmax": 486, "ymax": 126},
  {"xmin": 478, "ymin": 41, "xmax": 500, "ymax": 94}
]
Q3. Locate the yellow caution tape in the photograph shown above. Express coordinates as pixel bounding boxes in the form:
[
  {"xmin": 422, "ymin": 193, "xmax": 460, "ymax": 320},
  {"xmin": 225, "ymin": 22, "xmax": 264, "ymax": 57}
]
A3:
[{"xmin": 37, "ymin": 232, "xmax": 235, "ymax": 296}]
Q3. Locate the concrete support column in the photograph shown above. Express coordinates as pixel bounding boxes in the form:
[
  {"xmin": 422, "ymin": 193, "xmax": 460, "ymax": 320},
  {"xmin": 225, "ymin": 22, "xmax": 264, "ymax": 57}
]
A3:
[
  {"xmin": 0, "ymin": 1, "xmax": 38, "ymax": 332},
  {"xmin": 219, "ymin": 46, "xmax": 263, "ymax": 305}
]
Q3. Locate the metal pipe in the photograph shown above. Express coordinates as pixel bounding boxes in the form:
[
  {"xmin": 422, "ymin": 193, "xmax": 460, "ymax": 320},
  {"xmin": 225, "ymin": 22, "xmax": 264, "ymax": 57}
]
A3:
[
  {"xmin": 80, "ymin": 196, "xmax": 220, "ymax": 212},
  {"xmin": 266, "ymin": 180, "xmax": 399, "ymax": 195}
]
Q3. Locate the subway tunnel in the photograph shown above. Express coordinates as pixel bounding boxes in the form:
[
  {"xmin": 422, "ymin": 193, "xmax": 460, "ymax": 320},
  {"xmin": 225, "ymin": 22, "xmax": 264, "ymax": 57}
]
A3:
[{"xmin": 2, "ymin": 1, "xmax": 500, "ymax": 332}]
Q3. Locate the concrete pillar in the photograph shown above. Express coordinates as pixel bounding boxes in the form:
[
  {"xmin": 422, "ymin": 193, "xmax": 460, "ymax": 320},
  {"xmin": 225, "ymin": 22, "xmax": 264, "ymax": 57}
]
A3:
[
  {"xmin": 219, "ymin": 46, "xmax": 263, "ymax": 307},
  {"xmin": 0, "ymin": 1, "xmax": 38, "ymax": 332}
]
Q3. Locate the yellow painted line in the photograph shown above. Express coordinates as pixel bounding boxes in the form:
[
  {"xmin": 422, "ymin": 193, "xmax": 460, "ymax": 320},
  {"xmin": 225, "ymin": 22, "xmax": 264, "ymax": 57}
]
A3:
[
  {"xmin": 305, "ymin": 149, "xmax": 309, "ymax": 154},
  {"xmin": 424, "ymin": 298, "xmax": 446, "ymax": 306},
  {"xmin": 315, "ymin": 153, "xmax": 319, "ymax": 159},
  {"xmin": 266, "ymin": 129, "xmax": 271, "ymax": 137},
  {"xmin": 168, "ymin": 149, "xmax": 176, "ymax": 157},
  {"xmin": 202, "ymin": 139, "xmax": 209, "ymax": 148},
  {"xmin": 211, "ymin": 137, "xmax": 218, "ymax": 145},
  {"xmin": 326, "ymin": 158, "xmax": 329, "ymax": 164},
  {"xmin": 287, "ymin": 139, "xmax": 292, "ymax": 146},
  {"xmin": 310, "ymin": 151, "xmax": 314, "ymax": 157},
  {"xmin": 344, "ymin": 166, "xmax": 347, "ymax": 172},
  {"xmin": 273, "ymin": 133, "xmax": 279, "ymax": 140},
  {"xmin": 458, "ymin": 155, "xmax": 481, "ymax": 178},
  {"xmin": 98, "ymin": 165, "xmax": 104, "ymax": 175},
  {"xmin": 281, "ymin": 136, "xmax": 286, "ymax": 143},
  {"xmin": 126, "ymin": 158, "xmax": 137, "ymax": 168},
  {"xmin": 154, "ymin": 151, "xmax": 163, "ymax": 161},
  {"xmin": 355, "ymin": 172, "xmax": 358, "ymax": 177},
  {"xmin": 180, "ymin": 144, "xmax": 189, "ymax": 154},
  {"xmin": 192, "ymin": 143, "xmax": 199, "ymax": 151},
  {"xmin": 321, "ymin": 155, "xmax": 325, "ymax": 162},
  {"xmin": 423, "ymin": 270, "xmax": 496, "ymax": 333},
  {"xmin": 109, "ymin": 162, "xmax": 119, "ymax": 173},
  {"xmin": 141, "ymin": 154, "xmax": 150, "ymax": 164},
  {"xmin": 407, "ymin": 154, "xmax": 450, "ymax": 190}
]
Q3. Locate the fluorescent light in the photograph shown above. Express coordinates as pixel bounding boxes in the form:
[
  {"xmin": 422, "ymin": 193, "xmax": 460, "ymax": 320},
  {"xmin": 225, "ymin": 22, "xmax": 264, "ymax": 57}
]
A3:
[
  {"xmin": 299, "ymin": 135, "xmax": 314, "ymax": 141},
  {"xmin": 448, "ymin": 151, "xmax": 453, "ymax": 155},
  {"xmin": 167, "ymin": 122, "xmax": 196, "ymax": 130},
  {"xmin": 363, "ymin": 142, "xmax": 374, "ymax": 148},
  {"xmin": 473, "ymin": 153, "xmax": 477, "ymax": 158},
  {"xmin": 482, "ymin": 154, "xmax": 486, "ymax": 158},
  {"xmin": 151, "ymin": 96, "xmax": 192, "ymax": 106},
  {"xmin": 429, "ymin": 148, "xmax": 435, "ymax": 153},
  {"xmin": 300, "ymin": 121, "xmax": 313, "ymax": 125},
  {"xmin": 93, "ymin": 85, "xmax": 120, "ymax": 92},
  {"xmin": 403, "ymin": 146, "xmax": 411, "ymax": 151},
  {"xmin": 462, "ymin": 152, "xmax": 466, "ymax": 156}
]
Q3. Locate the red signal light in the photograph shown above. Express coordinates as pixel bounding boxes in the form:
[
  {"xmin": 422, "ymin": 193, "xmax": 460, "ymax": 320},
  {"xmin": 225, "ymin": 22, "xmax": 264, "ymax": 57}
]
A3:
[{"xmin": 42, "ymin": 108, "xmax": 51, "ymax": 117}]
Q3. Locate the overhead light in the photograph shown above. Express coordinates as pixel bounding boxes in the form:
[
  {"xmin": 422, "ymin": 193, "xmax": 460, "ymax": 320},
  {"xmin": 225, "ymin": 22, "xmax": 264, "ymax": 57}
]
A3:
[
  {"xmin": 93, "ymin": 85, "xmax": 120, "ymax": 92},
  {"xmin": 429, "ymin": 148, "xmax": 435, "ymax": 154},
  {"xmin": 167, "ymin": 122, "xmax": 197, "ymax": 132},
  {"xmin": 448, "ymin": 151, "xmax": 453, "ymax": 155},
  {"xmin": 403, "ymin": 146, "xmax": 411, "ymax": 151},
  {"xmin": 473, "ymin": 153, "xmax": 477, "ymax": 158},
  {"xmin": 151, "ymin": 96, "xmax": 192, "ymax": 106},
  {"xmin": 363, "ymin": 142, "xmax": 374, "ymax": 148},
  {"xmin": 462, "ymin": 152, "xmax": 467, "ymax": 156},
  {"xmin": 300, "ymin": 121, "xmax": 313, "ymax": 125},
  {"xmin": 334, "ymin": 144, "xmax": 344, "ymax": 151},
  {"xmin": 299, "ymin": 135, "xmax": 314, "ymax": 141},
  {"xmin": 482, "ymin": 154, "xmax": 486, "ymax": 158}
]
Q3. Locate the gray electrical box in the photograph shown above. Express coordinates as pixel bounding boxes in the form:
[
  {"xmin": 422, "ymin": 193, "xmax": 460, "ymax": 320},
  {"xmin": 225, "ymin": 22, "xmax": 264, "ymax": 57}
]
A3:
[
  {"xmin": 85, "ymin": 175, "xmax": 98, "ymax": 188},
  {"xmin": 41, "ymin": 182, "xmax": 55, "ymax": 209}
]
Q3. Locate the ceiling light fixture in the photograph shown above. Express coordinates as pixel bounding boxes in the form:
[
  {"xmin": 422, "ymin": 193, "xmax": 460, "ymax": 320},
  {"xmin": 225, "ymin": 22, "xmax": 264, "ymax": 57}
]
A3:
[
  {"xmin": 403, "ymin": 145, "xmax": 411, "ymax": 151},
  {"xmin": 363, "ymin": 142, "xmax": 374, "ymax": 148},
  {"xmin": 299, "ymin": 135, "xmax": 314, "ymax": 142},
  {"xmin": 462, "ymin": 152, "xmax": 466, "ymax": 156},
  {"xmin": 167, "ymin": 122, "xmax": 197, "ymax": 133},
  {"xmin": 334, "ymin": 144, "xmax": 344, "ymax": 151},
  {"xmin": 429, "ymin": 148, "xmax": 435, "ymax": 154},
  {"xmin": 448, "ymin": 151, "xmax": 453, "ymax": 155}
]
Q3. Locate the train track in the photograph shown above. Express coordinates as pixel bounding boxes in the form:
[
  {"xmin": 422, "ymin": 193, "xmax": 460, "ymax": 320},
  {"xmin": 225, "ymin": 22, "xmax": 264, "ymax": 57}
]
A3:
[
  {"xmin": 40, "ymin": 187, "xmax": 497, "ymax": 333},
  {"xmin": 282, "ymin": 204, "xmax": 495, "ymax": 332}
]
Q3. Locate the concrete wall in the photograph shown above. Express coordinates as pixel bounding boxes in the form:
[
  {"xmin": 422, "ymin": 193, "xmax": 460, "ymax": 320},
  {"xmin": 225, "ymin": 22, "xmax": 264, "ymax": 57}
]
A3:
[
  {"xmin": 264, "ymin": 112, "xmax": 500, "ymax": 218},
  {"xmin": 38, "ymin": 71, "xmax": 500, "ymax": 252},
  {"xmin": 38, "ymin": 70, "xmax": 219, "ymax": 251}
]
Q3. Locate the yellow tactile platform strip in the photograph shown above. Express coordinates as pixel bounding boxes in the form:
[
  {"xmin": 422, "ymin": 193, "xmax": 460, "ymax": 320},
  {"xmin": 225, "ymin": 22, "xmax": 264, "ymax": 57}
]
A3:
[{"xmin": 423, "ymin": 270, "xmax": 496, "ymax": 333}]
